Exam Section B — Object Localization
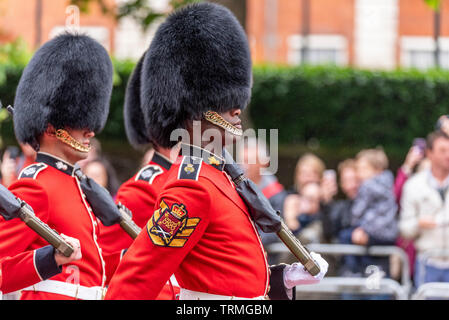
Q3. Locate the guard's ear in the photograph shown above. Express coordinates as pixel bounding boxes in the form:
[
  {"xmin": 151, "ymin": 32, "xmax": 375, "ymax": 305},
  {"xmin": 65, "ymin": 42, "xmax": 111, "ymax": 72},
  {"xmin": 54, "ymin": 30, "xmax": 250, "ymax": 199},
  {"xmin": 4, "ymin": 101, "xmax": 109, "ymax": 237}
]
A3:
[{"xmin": 44, "ymin": 124, "xmax": 57, "ymax": 137}]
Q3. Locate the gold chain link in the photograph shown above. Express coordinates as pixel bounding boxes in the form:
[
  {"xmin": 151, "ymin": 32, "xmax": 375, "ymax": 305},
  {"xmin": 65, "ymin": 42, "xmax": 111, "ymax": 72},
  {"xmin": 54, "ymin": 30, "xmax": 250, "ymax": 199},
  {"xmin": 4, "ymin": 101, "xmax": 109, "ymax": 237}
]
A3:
[
  {"xmin": 203, "ymin": 111, "xmax": 243, "ymax": 136},
  {"xmin": 55, "ymin": 129, "xmax": 91, "ymax": 153}
]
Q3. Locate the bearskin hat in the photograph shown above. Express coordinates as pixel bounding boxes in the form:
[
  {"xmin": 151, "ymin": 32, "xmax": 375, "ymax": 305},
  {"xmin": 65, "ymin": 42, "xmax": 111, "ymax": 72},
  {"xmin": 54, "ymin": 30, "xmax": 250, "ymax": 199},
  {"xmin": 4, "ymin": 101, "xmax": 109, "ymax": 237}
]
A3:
[
  {"xmin": 13, "ymin": 33, "xmax": 113, "ymax": 149},
  {"xmin": 140, "ymin": 2, "xmax": 252, "ymax": 148},
  {"xmin": 123, "ymin": 51, "xmax": 151, "ymax": 147}
]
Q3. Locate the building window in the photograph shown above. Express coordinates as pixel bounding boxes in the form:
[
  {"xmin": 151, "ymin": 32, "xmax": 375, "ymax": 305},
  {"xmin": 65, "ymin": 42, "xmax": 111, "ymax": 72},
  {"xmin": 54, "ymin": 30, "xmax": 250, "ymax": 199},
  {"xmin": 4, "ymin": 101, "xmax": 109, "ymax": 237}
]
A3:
[
  {"xmin": 287, "ymin": 34, "xmax": 348, "ymax": 66},
  {"xmin": 401, "ymin": 36, "xmax": 449, "ymax": 69}
]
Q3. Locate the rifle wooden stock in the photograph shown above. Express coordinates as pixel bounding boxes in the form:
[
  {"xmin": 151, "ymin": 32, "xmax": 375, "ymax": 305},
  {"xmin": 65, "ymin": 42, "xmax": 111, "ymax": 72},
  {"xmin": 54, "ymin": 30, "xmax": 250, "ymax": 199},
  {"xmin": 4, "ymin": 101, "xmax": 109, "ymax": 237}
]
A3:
[
  {"xmin": 117, "ymin": 204, "xmax": 141, "ymax": 239},
  {"xmin": 277, "ymin": 221, "xmax": 320, "ymax": 276},
  {"xmin": 18, "ymin": 203, "xmax": 74, "ymax": 257}
]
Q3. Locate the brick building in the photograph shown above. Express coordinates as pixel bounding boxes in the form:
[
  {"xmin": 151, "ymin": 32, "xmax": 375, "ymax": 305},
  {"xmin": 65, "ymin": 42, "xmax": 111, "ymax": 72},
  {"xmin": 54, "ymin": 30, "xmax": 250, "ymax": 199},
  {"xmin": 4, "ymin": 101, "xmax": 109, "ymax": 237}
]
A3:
[
  {"xmin": 0, "ymin": 0, "xmax": 117, "ymax": 51},
  {"xmin": 247, "ymin": 0, "xmax": 449, "ymax": 69},
  {"xmin": 1, "ymin": 0, "xmax": 448, "ymax": 69}
]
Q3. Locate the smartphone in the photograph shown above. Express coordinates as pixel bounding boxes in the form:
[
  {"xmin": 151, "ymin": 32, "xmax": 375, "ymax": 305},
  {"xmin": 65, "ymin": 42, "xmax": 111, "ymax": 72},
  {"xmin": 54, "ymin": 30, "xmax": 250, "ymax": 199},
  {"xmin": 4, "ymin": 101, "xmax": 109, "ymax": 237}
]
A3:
[
  {"xmin": 412, "ymin": 138, "xmax": 426, "ymax": 154},
  {"xmin": 323, "ymin": 169, "xmax": 336, "ymax": 181},
  {"xmin": 6, "ymin": 146, "xmax": 20, "ymax": 159}
]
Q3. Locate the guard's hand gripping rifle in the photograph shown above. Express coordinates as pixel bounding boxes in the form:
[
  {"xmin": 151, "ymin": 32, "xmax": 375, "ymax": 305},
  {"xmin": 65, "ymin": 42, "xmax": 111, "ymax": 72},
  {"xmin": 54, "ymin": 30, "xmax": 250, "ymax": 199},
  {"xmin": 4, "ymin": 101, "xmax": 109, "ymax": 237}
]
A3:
[
  {"xmin": 74, "ymin": 169, "xmax": 141, "ymax": 239},
  {"xmin": 0, "ymin": 184, "xmax": 74, "ymax": 257},
  {"xmin": 0, "ymin": 101, "xmax": 73, "ymax": 257},
  {"xmin": 223, "ymin": 149, "xmax": 320, "ymax": 276}
]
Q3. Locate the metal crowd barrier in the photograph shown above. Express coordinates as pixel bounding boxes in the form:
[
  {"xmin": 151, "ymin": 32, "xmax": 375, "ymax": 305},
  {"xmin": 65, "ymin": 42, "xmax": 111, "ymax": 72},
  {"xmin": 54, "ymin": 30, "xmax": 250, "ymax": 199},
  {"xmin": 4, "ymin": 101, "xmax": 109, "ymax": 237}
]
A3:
[
  {"xmin": 294, "ymin": 277, "xmax": 408, "ymax": 300},
  {"xmin": 412, "ymin": 249, "xmax": 449, "ymax": 300},
  {"xmin": 266, "ymin": 242, "xmax": 412, "ymax": 300},
  {"xmin": 412, "ymin": 282, "xmax": 449, "ymax": 300}
]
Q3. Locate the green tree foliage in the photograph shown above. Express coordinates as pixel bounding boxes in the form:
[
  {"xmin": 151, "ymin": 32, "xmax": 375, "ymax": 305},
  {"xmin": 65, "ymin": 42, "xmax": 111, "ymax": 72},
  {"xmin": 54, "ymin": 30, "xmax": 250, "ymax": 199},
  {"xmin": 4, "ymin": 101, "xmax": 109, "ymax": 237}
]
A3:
[
  {"xmin": 250, "ymin": 65, "xmax": 449, "ymax": 153},
  {"xmin": 0, "ymin": 39, "xmax": 32, "ymax": 147},
  {"xmin": 424, "ymin": 0, "xmax": 441, "ymax": 11}
]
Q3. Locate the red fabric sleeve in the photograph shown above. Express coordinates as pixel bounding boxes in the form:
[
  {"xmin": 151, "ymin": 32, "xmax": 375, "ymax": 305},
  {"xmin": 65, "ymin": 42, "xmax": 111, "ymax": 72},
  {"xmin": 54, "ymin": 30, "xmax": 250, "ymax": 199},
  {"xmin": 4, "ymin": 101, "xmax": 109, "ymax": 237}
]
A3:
[
  {"xmin": 105, "ymin": 178, "xmax": 211, "ymax": 300},
  {"xmin": 0, "ymin": 179, "xmax": 49, "ymax": 257},
  {"xmin": 0, "ymin": 251, "xmax": 41, "ymax": 293}
]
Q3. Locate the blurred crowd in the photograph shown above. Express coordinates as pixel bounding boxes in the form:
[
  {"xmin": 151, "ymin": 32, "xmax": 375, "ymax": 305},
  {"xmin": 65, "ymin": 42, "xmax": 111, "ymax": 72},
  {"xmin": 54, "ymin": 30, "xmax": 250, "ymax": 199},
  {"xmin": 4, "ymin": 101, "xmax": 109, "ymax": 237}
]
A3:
[
  {"xmin": 2, "ymin": 116, "xmax": 449, "ymax": 297},
  {"xmin": 239, "ymin": 115, "xmax": 449, "ymax": 296}
]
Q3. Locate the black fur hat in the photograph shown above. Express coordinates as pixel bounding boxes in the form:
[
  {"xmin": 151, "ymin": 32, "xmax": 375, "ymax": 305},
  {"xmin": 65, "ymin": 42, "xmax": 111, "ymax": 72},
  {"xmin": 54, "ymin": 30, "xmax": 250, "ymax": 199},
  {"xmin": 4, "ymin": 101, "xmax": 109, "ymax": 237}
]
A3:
[
  {"xmin": 123, "ymin": 52, "xmax": 151, "ymax": 147},
  {"xmin": 141, "ymin": 2, "xmax": 252, "ymax": 148},
  {"xmin": 13, "ymin": 33, "xmax": 113, "ymax": 149}
]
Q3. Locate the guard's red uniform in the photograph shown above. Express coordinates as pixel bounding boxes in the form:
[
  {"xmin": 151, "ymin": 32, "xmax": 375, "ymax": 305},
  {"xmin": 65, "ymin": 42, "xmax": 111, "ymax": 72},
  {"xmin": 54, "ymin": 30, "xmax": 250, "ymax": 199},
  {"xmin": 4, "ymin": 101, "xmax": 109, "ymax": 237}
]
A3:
[
  {"xmin": 105, "ymin": 145, "xmax": 269, "ymax": 300},
  {"xmin": 0, "ymin": 152, "xmax": 120, "ymax": 300},
  {"xmin": 100, "ymin": 152, "xmax": 172, "ymax": 254},
  {"xmin": 99, "ymin": 152, "xmax": 178, "ymax": 299},
  {"xmin": 0, "ymin": 246, "xmax": 61, "ymax": 294}
]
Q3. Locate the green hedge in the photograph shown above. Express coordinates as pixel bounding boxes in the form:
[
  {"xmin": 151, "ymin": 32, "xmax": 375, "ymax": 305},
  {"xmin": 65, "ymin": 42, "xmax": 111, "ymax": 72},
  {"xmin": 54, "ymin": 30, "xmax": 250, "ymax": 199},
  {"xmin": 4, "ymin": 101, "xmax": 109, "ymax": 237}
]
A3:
[
  {"xmin": 249, "ymin": 65, "xmax": 449, "ymax": 151},
  {"xmin": 3, "ymin": 59, "xmax": 449, "ymax": 154}
]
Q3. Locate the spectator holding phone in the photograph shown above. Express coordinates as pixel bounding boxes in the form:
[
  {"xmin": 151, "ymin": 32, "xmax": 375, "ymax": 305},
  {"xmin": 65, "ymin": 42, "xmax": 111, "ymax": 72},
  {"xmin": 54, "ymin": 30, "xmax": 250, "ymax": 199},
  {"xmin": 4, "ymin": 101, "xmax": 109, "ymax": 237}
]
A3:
[
  {"xmin": 399, "ymin": 130, "xmax": 449, "ymax": 286},
  {"xmin": 280, "ymin": 181, "xmax": 325, "ymax": 264},
  {"xmin": 284, "ymin": 153, "xmax": 337, "ymax": 243},
  {"xmin": 0, "ymin": 143, "xmax": 36, "ymax": 187},
  {"xmin": 394, "ymin": 139, "xmax": 426, "ymax": 204},
  {"xmin": 393, "ymin": 139, "xmax": 426, "ymax": 280},
  {"xmin": 284, "ymin": 182, "xmax": 322, "ymax": 238},
  {"xmin": 321, "ymin": 159, "xmax": 361, "ymax": 243}
]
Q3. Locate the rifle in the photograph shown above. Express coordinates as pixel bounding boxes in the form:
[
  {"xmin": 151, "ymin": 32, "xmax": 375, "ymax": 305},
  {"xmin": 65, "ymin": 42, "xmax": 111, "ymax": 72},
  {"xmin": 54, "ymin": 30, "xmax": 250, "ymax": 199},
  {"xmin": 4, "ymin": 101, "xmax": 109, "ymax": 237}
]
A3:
[
  {"xmin": 0, "ymin": 100, "xmax": 14, "ymax": 120},
  {"xmin": 117, "ymin": 202, "xmax": 142, "ymax": 239},
  {"xmin": 0, "ymin": 184, "xmax": 74, "ymax": 257},
  {"xmin": 223, "ymin": 149, "xmax": 320, "ymax": 276},
  {"xmin": 0, "ymin": 101, "xmax": 74, "ymax": 257},
  {"xmin": 74, "ymin": 169, "xmax": 141, "ymax": 239}
]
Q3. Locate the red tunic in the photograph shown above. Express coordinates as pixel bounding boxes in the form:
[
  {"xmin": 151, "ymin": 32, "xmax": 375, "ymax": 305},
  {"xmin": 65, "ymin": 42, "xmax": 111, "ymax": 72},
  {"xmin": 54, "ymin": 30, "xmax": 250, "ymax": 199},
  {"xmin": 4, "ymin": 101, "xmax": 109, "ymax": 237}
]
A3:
[
  {"xmin": 0, "ymin": 246, "xmax": 61, "ymax": 294},
  {"xmin": 105, "ymin": 145, "xmax": 269, "ymax": 300},
  {"xmin": 99, "ymin": 152, "xmax": 178, "ymax": 299},
  {"xmin": 99, "ymin": 152, "xmax": 172, "ymax": 255},
  {"xmin": 0, "ymin": 152, "xmax": 117, "ymax": 300}
]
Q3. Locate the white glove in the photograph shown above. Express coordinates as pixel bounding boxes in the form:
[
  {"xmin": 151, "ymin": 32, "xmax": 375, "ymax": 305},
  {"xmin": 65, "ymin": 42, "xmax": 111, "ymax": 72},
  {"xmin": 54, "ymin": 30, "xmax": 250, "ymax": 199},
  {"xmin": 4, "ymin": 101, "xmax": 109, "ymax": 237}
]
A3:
[{"xmin": 283, "ymin": 252, "xmax": 329, "ymax": 289}]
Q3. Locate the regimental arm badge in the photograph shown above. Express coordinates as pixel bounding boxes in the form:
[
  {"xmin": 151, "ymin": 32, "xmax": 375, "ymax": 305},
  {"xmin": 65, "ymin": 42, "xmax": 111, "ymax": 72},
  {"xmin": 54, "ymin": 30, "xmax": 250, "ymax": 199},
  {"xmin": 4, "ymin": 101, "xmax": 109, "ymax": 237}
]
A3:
[
  {"xmin": 19, "ymin": 163, "xmax": 47, "ymax": 179},
  {"xmin": 147, "ymin": 199, "xmax": 201, "ymax": 248},
  {"xmin": 135, "ymin": 165, "xmax": 164, "ymax": 184}
]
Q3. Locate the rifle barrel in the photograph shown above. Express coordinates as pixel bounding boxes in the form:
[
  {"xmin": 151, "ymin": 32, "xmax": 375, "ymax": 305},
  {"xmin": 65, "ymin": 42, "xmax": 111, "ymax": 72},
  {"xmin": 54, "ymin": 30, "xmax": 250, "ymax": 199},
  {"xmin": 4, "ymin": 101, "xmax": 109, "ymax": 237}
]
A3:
[
  {"xmin": 18, "ymin": 204, "xmax": 74, "ymax": 257},
  {"xmin": 118, "ymin": 206, "xmax": 141, "ymax": 239},
  {"xmin": 277, "ymin": 221, "xmax": 320, "ymax": 276}
]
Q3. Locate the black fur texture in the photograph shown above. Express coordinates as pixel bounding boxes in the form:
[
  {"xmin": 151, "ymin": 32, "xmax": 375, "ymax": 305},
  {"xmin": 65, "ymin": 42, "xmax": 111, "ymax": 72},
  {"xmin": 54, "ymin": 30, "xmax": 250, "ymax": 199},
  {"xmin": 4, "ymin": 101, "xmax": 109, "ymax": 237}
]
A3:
[
  {"xmin": 123, "ymin": 52, "xmax": 151, "ymax": 147},
  {"xmin": 13, "ymin": 33, "xmax": 113, "ymax": 149},
  {"xmin": 140, "ymin": 2, "xmax": 252, "ymax": 148}
]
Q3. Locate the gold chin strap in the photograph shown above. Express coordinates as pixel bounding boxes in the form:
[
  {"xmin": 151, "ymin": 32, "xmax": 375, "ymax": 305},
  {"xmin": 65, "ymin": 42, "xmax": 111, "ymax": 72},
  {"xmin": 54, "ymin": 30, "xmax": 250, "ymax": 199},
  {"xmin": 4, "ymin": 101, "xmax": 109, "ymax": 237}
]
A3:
[
  {"xmin": 55, "ymin": 129, "xmax": 91, "ymax": 153},
  {"xmin": 203, "ymin": 111, "xmax": 243, "ymax": 136}
]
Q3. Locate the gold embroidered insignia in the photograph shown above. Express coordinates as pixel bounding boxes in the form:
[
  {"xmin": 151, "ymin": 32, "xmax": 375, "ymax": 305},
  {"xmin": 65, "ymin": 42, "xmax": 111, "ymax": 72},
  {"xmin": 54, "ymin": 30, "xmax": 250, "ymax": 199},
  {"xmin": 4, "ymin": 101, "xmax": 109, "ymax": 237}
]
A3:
[
  {"xmin": 208, "ymin": 156, "xmax": 220, "ymax": 166},
  {"xmin": 147, "ymin": 200, "xmax": 200, "ymax": 247},
  {"xmin": 184, "ymin": 164, "xmax": 195, "ymax": 174}
]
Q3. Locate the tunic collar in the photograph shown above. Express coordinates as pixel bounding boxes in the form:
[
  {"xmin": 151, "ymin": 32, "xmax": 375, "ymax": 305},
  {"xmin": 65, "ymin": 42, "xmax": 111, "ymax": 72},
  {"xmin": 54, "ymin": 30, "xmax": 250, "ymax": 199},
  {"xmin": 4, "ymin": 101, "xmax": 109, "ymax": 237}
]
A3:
[
  {"xmin": 180, "ymin": 143, "xmax": 225, "ymax": 172},
  {"xmin": 36, "ymin": 152, "xmax": 75, "ymax": 176},
  {"xmin": 152, "ymin": 151, "xmax": 172, "ymax": 171}
]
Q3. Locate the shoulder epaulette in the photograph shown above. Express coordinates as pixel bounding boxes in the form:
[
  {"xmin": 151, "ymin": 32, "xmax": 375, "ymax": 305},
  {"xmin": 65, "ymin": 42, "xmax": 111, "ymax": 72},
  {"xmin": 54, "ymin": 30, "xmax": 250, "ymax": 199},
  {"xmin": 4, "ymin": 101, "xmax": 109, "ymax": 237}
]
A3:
[
  {"xmin": 177, "ymin": 156, "xmax": 202, "ymax": 181},
  {"xmin": 18, "ymin": 163, "xmax": 48, "ymax": 179},
  {"xmin": 135, "ymin": 164, "xmax": 164, "ymax": 184}
]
